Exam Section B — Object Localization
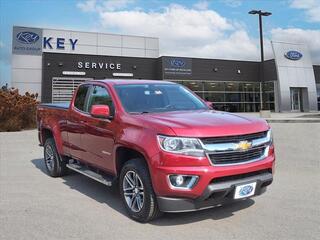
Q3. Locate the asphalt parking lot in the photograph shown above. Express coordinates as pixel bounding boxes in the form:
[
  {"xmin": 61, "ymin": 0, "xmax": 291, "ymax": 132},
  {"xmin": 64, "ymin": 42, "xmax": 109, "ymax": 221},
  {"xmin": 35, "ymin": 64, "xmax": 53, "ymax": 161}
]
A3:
[{"xmin": 0, "ymin": 123, "xmax": 319, "ymax": 240}]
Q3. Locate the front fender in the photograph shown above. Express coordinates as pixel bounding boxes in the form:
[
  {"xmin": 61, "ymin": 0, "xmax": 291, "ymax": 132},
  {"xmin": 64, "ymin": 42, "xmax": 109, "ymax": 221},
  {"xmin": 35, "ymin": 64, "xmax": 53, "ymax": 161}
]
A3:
[{"xmin": 113, "ymin": 126, "xmax": 162, "ymax": 180}]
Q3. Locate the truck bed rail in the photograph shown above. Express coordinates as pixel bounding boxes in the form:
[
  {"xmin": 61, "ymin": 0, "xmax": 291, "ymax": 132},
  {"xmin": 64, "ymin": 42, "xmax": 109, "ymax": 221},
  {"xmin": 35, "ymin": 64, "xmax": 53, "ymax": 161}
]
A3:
[{"xmin": 38, "ymin": 102, "xmax": 70, "ymax": 110}]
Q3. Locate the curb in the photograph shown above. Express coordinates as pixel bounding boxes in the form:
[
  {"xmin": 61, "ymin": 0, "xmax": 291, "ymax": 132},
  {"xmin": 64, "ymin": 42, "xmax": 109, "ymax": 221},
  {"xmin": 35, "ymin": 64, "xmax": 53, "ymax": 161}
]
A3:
[{"xmin": 265, "ymin": 118, "xmax": 320, "ymax": 123}]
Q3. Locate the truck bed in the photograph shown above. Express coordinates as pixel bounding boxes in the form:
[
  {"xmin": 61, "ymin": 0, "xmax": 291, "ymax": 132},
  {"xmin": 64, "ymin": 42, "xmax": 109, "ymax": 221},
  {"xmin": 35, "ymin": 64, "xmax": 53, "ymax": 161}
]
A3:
[{"xmin": 37, "ymin": 102, "xmax": 70, "ymax": 146}]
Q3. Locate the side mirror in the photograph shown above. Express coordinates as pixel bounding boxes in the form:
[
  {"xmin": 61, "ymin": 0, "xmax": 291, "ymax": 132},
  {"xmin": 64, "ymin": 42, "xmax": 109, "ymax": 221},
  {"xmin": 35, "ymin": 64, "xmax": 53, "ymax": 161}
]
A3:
[{"xmin": 90, "ymin": 105, "xmax": 111, "ymax": 119}]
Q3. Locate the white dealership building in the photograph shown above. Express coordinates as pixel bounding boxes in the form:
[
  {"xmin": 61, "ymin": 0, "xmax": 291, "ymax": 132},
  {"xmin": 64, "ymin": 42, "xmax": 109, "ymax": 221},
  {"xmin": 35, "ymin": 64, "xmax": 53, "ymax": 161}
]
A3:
[{"xmin": 11, "ymin": 26, "xmax": 320, "ymax": 112}]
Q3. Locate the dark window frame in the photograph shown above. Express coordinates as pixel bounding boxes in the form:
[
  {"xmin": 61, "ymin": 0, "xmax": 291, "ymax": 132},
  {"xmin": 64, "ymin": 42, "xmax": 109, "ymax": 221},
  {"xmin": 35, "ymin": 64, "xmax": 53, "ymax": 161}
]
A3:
[
  {"xmin": 73, "ymin": 84, "xmax": 91, "ymax": 113},
  {"xmin": 86, "ymin": 84, "xmax": 115, "ymax": 116}
]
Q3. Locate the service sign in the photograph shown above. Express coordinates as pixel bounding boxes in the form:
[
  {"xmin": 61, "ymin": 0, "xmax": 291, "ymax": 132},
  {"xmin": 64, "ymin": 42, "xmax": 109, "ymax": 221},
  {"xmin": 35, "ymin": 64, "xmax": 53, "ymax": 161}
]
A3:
[
  {"xmin": 12, "ymin": 26, "xmax": 42, "ymax": 55},
  {"xmin": 163, "ymin": 57, "xmax": 192, "ymax": 78}
]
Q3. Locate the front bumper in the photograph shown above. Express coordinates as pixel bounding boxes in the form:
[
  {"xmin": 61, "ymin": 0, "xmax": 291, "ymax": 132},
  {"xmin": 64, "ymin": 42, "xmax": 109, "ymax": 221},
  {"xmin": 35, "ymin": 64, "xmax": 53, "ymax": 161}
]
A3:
[{"xmin": 157, "ymin": 171, "xmax": 273, "ymax": 212}]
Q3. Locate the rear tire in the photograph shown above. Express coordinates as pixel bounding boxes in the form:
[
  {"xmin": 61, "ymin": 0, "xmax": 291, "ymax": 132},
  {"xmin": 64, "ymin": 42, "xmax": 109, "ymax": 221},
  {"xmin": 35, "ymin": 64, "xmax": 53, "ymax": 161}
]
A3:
[
  {"xmin": 119, "ymin": 158, "xmax": 162, "ymax": 222},
  {"xmin": 43, "ymin": 138, "xmax": 68, "ymax": 177}
]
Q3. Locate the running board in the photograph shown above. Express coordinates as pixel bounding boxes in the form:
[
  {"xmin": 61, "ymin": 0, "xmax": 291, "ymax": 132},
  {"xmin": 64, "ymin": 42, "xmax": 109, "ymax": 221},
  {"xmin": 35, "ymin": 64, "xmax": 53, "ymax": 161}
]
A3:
[{"xmin": 66, "ymin": 163, "xmax": 114, "ymax": 186}]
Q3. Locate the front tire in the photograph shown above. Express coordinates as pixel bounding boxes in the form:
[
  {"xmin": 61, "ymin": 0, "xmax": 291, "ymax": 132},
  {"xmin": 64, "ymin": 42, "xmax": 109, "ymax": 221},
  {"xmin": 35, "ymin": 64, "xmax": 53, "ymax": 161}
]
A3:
[
  {"xmin": 119, "ymin": 158, "xmax": 161, "ymax": 222},
  {"xmin": 43, "ymin": 138, "xmax": 68, "ymax": 177}
]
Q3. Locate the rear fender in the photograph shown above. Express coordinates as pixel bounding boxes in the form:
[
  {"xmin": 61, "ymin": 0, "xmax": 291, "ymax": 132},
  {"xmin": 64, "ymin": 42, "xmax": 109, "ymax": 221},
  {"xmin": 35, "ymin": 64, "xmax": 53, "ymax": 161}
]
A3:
[{"xmin": 41, "ymin": 124, "xmax": 64, "ymax": 155}]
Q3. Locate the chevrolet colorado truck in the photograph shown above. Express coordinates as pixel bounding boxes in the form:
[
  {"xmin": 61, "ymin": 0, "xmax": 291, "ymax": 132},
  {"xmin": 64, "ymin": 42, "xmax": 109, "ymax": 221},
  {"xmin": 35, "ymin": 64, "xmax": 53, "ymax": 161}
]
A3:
[{"xmin": 37, "ymin": 79, "xmax": 275, "ymax": 222}]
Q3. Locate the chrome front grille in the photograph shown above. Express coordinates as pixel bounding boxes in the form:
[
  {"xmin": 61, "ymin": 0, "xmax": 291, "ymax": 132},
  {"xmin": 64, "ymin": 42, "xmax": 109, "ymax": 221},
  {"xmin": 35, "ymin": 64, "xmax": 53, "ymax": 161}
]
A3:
[
  {"xmin": 208, "ymin": 146, "xmax": 266, "ymax": 165},
  {"xmin": 201, "ymin": 130, "xmax": 272, "ymax": 166},
  {"xmin": 201, "ymin": 131, "xmax": 268, "ymax": 144}
]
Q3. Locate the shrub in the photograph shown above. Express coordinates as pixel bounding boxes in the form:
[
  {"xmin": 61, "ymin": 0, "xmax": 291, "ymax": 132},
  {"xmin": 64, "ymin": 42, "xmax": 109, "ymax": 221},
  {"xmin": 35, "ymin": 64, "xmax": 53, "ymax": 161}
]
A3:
[{"xmin": 0, "ymin": 88, "xmax": 39, "ymax": 131}]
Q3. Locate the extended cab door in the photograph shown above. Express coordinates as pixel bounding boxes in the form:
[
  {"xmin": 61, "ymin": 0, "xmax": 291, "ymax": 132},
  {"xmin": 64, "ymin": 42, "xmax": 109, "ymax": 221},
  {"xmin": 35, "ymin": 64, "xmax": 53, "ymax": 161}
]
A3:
[
  {"xmin": 67, "ymin": 84, "xmax": 90, "ymax": 160},
  {"xmin": 80, "ymin": 84, "xmax": 116, "ymax": 173}
]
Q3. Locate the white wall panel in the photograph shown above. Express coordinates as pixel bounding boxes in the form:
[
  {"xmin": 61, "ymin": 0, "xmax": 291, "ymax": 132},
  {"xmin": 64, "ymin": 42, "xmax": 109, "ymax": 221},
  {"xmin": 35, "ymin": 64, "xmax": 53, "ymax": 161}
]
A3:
[
  {"xmin": 306, "ymin": 69, "xmax": 317, "ymax": 87},
  {"xmin": 71, "ymin": 32, "xmax": 97, "ymax": 45},
  {"xmin": 98, "ymin": 34, "xmax": 121, "ymax": 47},
  {"xmin": 271, "ymin": 41, "xmax": 318, "ymax": 111},
  {"xmin": 12, "ymin": 69, "xmax": 42, "ymax": 84},
  {"xmin": 12, "ymin": 55, "xmax": 42, "ymax": 69},
  {"xmin": 43, "ymin": 29, "xmax": 71, "ymax": 42},
  {"xmin": 97, "ymin": 46, "xmax": 122, "ymax": 56},
  {"xmin": 42, "ymin": 28, "xmax": 159, "ymax": 56},
  {"xmin": 122, "ymin": 48, "xmax": 145, "ymax": 57},
  {"xmin": 273, "ymin": 42, "xmax": 313, "ymax": 68},
  {"xmin": 70, "ymin": 45, "xmax": 97, "ymax": 55},
  {"xmin": 146, "ymin": 38, "xmax": 158, "ymax": 50},
  {"xmin": 145, "ymin": 49, "xmax": 159, "ymax": 58},
  {"xmin": 43, "ymin": 44, "xmax": 98, "ymax": 55},
  {"xmin": 122, "ymin": 36, "xmax": 145, "ymax": 49}
]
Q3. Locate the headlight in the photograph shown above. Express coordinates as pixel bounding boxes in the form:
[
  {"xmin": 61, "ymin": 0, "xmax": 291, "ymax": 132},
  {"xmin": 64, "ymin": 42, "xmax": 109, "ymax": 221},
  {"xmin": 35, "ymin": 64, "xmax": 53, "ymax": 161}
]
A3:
[
  {"xmin": 157, "ymin": 135, "xmax": 205, "ymax": 157},
  {"xmin": 267, "ymin": 129, "xmax": 273, "ymax": 144}
]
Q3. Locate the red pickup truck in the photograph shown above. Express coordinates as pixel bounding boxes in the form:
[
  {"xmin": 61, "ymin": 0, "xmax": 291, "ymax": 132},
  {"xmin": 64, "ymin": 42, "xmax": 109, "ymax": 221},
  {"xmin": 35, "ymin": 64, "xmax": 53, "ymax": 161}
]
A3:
[{"xmin": 37, "ymin": 79, "xmax": 275, "ymax": 222}]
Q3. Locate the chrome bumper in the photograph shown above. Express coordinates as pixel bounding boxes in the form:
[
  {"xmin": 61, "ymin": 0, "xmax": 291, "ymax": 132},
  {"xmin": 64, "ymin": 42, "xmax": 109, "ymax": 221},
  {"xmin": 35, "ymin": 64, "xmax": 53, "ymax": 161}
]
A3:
[{"xmin": 157, "ymin": 172, "xmax": 273, "ymax": 213}]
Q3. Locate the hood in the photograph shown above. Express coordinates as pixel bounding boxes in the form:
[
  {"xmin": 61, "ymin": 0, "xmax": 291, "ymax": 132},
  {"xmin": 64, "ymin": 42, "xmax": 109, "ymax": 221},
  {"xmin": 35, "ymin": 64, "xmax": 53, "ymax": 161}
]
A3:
[{"xmin": 133, "ymin": 110, "xmax": 269, "ymax": 138}]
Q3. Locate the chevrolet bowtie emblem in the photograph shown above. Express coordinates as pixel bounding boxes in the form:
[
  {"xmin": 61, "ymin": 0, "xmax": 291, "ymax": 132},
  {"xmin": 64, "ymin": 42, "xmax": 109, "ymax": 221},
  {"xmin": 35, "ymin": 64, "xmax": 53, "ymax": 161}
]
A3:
[{"xmin": 236, "ymin": 140, "xmax": 252, "ymax": 151}]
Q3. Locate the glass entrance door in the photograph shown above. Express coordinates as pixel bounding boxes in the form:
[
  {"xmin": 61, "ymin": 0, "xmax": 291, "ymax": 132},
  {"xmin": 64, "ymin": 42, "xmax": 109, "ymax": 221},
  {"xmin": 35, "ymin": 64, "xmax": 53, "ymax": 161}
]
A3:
[{"xmin": 290, "ymin": 88, "xmax": 301, "ymax": 111}]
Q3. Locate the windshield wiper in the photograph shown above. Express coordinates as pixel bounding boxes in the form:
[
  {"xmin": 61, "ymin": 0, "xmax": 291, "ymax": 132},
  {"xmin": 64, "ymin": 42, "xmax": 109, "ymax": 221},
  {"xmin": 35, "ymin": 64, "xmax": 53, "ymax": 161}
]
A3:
[{"xmin": 130, "ymin": 111, "xmax": 150, "ymax": 114}]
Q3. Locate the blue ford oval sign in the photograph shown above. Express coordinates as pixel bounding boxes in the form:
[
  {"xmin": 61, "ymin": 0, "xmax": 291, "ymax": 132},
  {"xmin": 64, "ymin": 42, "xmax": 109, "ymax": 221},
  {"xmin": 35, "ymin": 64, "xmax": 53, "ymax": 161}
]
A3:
[
  {"xmin": 170, "ymin": 59, "xmax": 185, "ymax": 68},
  {"xmin": 284, "ymin": 50, "xmax": 303, "ymax": 61},
  {"xmin": 16, "ymin": 31, "xmax": 40, "ymax": 44},
  {"xmin": 239, "ymin": 185, "xmax": 254, "ymax": 196}
]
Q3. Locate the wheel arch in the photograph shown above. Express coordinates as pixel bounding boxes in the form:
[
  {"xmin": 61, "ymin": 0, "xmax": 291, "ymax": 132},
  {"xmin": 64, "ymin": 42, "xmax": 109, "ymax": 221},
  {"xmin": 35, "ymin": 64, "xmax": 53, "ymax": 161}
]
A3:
[
  {"xmin": 115, "ymin": 145, "xmax": 151, "ymax": 177},
  {"xmin": 41, "ymin": 128, "xmax": 53, "ymax": 143},
  {"xmin": 40, "ymin": 127, "xmax": 64, "ymax": 155}
]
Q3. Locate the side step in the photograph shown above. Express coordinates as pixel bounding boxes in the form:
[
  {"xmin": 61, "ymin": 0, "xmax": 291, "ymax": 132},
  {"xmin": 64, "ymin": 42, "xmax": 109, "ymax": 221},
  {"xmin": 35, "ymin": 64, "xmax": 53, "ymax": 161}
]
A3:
[{"xmin": 66, "ymin": 163, "xmax": 114, "ymax": 186}]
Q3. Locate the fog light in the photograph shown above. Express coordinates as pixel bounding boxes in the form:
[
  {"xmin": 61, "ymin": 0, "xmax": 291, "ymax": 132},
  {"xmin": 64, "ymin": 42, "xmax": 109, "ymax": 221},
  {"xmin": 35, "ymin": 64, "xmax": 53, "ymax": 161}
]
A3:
[
  {"xmin": 168, "ymin": 175, "xmax": 199, "ymax": 189},
  {"xmin": 175, "ymin": 175, "xmax": 184, "ymax": 186}
]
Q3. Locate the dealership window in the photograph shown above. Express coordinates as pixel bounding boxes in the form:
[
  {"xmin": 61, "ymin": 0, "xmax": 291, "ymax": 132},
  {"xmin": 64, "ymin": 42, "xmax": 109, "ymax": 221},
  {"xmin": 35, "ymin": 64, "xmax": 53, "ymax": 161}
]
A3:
[
  {"xmin": 172, "ymin": 80, "xmax": 275, "ymax": 112},
  {"xmin": 262, "ymin": 81, "xmax": 275, "ymax": 111}
]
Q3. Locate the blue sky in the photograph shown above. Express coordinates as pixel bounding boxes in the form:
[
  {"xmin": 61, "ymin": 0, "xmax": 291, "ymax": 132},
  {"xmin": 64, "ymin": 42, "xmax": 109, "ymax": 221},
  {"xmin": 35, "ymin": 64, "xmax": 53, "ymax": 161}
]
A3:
[{"xmin": 1, "ymin": 0, "xmax": 320, "ymax": 86}]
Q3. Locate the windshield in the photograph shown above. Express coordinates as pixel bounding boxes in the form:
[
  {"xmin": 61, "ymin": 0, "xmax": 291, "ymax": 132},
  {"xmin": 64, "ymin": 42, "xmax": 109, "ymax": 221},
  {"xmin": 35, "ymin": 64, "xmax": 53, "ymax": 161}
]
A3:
[{"xmin": 114, "ymin": 83, "xmax": 208, "ymax": 113}]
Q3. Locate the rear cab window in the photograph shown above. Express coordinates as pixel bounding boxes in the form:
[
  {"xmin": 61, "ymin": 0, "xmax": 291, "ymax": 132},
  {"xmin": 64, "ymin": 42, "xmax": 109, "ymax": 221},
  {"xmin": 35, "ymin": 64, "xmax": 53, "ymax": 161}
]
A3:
[{"xmin": 74, "ymin": 85, "xmax": 90, "ymax": 111}]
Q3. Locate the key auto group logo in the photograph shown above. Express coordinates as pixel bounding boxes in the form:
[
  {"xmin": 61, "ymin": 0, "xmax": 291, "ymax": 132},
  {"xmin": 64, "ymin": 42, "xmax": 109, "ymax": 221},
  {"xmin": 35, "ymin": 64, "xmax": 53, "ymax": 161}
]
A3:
[
  {"xmin": 12, "ymin": 27, "xmax": 42, "ymax": 55},
  {"xmin": 16, "ymin": 31, "xmax": 40, "ymax": 44}
]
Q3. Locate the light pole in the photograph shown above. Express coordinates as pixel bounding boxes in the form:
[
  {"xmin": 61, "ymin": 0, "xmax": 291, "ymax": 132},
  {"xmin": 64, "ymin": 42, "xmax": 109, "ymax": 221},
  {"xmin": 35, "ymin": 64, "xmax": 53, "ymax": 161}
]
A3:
[{"xmin": 249, "ymin": 10, "xmax": 272, "ymax": 111}]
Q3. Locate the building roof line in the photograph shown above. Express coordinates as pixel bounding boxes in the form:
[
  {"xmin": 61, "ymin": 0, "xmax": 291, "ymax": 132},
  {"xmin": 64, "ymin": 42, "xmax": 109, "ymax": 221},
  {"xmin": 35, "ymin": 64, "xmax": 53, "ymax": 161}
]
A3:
[
  {"xmin": 13, "ymin": 25, "xmax": 159, "ymax": 40},
  {"xmin": 271, "ymin": 40, "xmax": 304, "ymax": 45}
]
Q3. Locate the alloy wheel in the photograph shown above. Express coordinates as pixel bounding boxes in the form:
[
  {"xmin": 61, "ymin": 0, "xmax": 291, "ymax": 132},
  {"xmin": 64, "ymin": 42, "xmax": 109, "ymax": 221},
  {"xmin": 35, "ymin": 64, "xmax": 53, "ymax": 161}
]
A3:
[
  {"xmin": 45, "ymin": 144, "xmax": 55, "ymax": 171},
  {"xmin": 123, "ymin": 170, "xmax": 145, "ymax": 212}
]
